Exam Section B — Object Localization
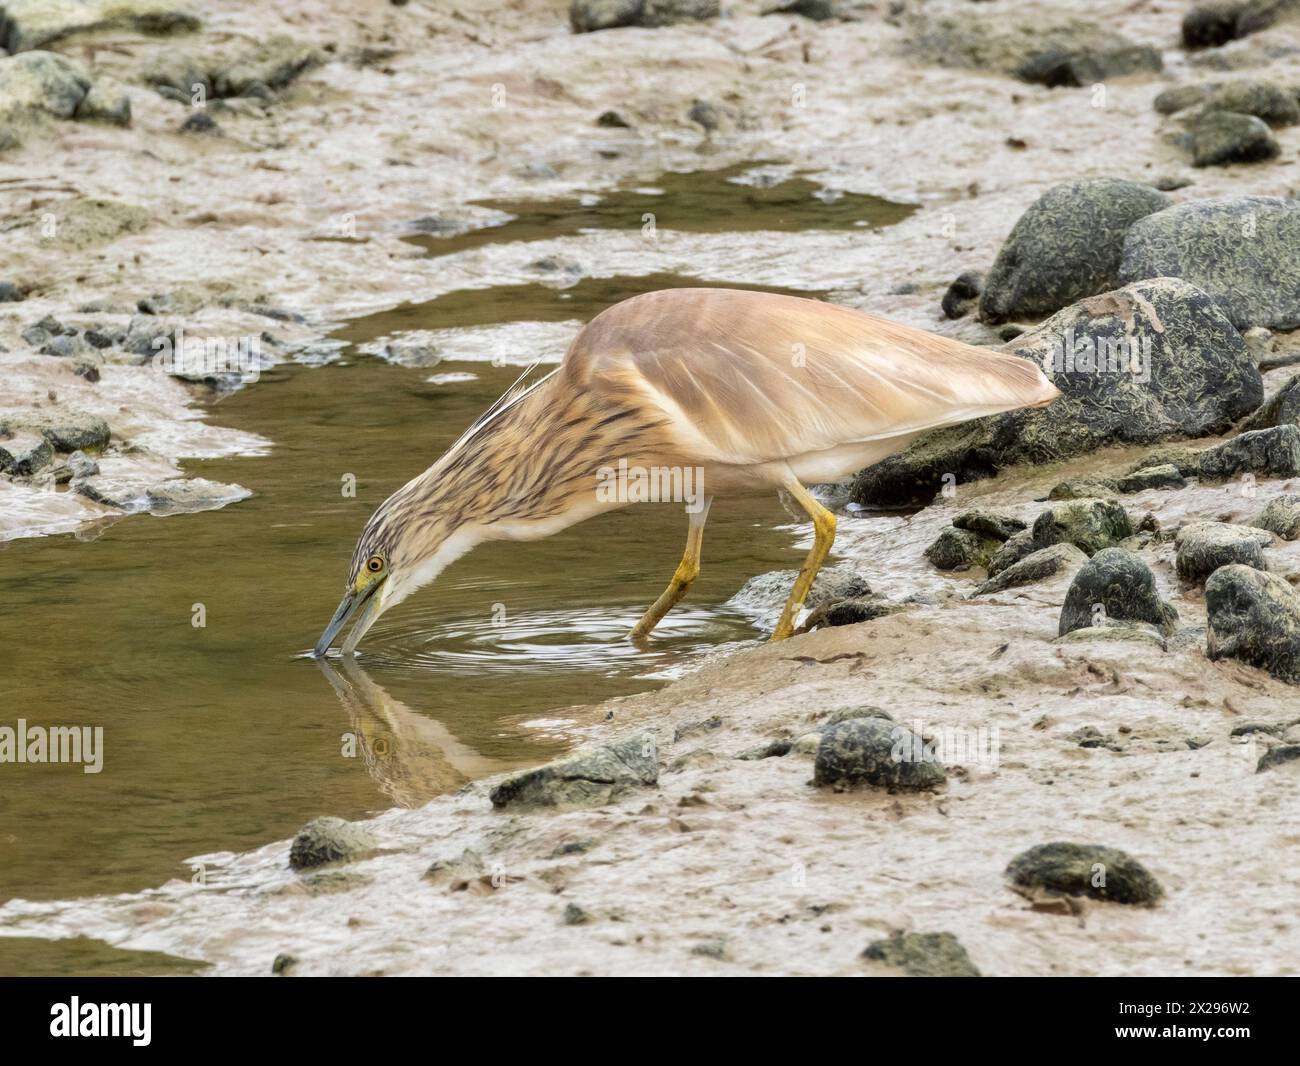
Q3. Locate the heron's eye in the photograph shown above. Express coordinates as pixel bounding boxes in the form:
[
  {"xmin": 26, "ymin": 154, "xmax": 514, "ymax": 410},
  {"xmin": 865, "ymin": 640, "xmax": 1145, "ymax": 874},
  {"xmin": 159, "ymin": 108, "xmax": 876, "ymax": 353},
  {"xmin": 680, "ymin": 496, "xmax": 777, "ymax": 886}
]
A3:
[{"xmin": 366, "ymin": 556, "xmax": 384, "ymax": 573}]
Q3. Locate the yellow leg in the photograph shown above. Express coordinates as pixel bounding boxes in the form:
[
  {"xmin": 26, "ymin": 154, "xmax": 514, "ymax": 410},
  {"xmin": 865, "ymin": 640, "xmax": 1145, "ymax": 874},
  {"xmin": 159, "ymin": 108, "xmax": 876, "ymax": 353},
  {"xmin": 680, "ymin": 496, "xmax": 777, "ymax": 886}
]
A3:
[
  {"xmin": 631, "ymin": 498, "xmax": 712, "ymax": 640},
  {"xmin": 770, "ymin": 478, "xmax": 837, "ymax": 642}
]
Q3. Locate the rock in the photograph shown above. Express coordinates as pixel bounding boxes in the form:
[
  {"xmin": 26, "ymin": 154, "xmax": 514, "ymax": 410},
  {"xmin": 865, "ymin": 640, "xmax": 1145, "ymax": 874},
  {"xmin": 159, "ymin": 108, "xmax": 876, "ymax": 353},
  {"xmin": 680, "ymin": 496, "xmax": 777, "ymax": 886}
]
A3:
[
  {"xmin": 1257, "ymin": 744, "xmax": 1300, "ymax": 772},
  {"xmin": 941, "ymin": 270, "xmax": 983, "ymax": 320},
  {"xmin": 0, "ymin": 0, "xmax": 199, "ymax": 53},
  {"xmin": 271, "ymin": 953, "xmax": 296, "ymax": 975},
  {"xmin": 984, "ymin": 528, "xmax": 1041, "ymax": 577},
  {"xmin": 24, "ymin": 197, "xmax": 151, "ymax": 251},
  {"xmin": 1243, "ymin": 326, "xmax": 1275, "ymax": 364},
  {"xmin": 1154, "ymin": 83, "xmax": 1214, "ymax": 114},
  {"xmin": 179, "ymin": 110, "xmax": 219, "ymax": 135},
  {"xmin": 1059, "ymin": 548, "xmax": 1178, "ymax": 636},
  {"xmin": 562, "ymin": 902, "xmax": 592, "ymax": 926},
  {"xmin": 727, "ymin": 562, "xmax": 871, "ymax": 619},
  {"xmin": 1123, "ymin": 199, "xmax": 1299, "ymax": 332},
  {"xmin": 1128, "ymin": 446, "xmax": 1205, "ymax": 478},
  {"xmin": 66, "ymin": 450, "xmax": 98, "ymax": 479},
  {"xmin": 0, "ymin": 51, "xmax": 89, "ymax": 119},
  {"xmin": 802, "ymin": 596, "xmax": 904, "ymax": 629},
  {"xmin": 1206, "ymin": 564, "xmax": 1300, "ymax": 682},
  {"xmin": 812, "ymin": 717, "xmax": 946, "ymax": 792},
  {"xmin": 1196, "ymin": 425, "xmax": 1300, "ymax": 481},
  {"xmin": 1252, "ymin": 494, "xmax": 1300, "ymax": 540},
  {"xmin": 907, "ymin": 16, "xmax": 1161, "ymax": 85},
  {"xmin": 288, "ymin": 816, "xmax": 376, "ymax": 870},
  {"xmin": 153, "ymin": 36, "xmax": 321, "ymax": 102},
  {"xmin": 489, "ymin": 732, "xmax": 658, "ymax": 809},
  {"xmin": 1069, "ymin": 726, "xmax": 1124, "ymax": 751},
  {"xmin": 952, "ymin": 510, "xmax": 1026, "ymax": 541},
  {"xmin": 924, "ymin": 526, "xmax": 999, "ymax": 571},
  {"xmin": 1183, "ymin": 0, "xmax": 1300, "ymax": 47},
  {"xmin": 1006, "ymin": 842, "xmax": 1163, "ymax": 905},
  {"xmin": 74, "ymin": 79, "xmax": 130, "ymax": 126},
  {"xmin": 144, "ymin": 478, "xmax": 252, "ymax": 515},
  {"xmin": 862, "ymin": 932, "xmax": 980, "ymax": 977},
  {"xmin": 1189, "ymin": 110, "xmax": 1280, "ymax": 166},
  {"xmin": 1033, "ymin": 499, "xmax": 1134, "ymax": 557},
  {"xmin": 0, "ymin": 280, "xmax": 22, "ymax": 302},
  {"xmin": 1176, "ymin": 522, "xmax": 1273, "ymax": 583},
  {"xmin": 30, "ymin": 413, "xmax": 110, "ymax": 452},
  {"xmin": 851, "ymin": 279, "xmax": 1261, "ymax": 506},
  {"xmin": 765, "ymin": 0, "xmax": 860, "ymax": 20},
  {"xmin": 569, "ymin": 0, "xmax": 718, "ymax": 33},
  {"xmin": 1048, "ymin": 477, "xmax": 1119, "ymax": 500},
  {"xmin": 1202, "ymin": 80, "xmax": 1300, "ymax": 125},
  {"xmin": 978, "ymin": 179, "xmax": 1171, "ymax": 324},
  {"xmin": 594, "ymin": 109, "xmax": 629, "ymax": 128},
  {"xmin": 0, "ymin": 432, "xmax": 52, "ymax": 475},
  {"xmin": 974, "ymin": 543, "xmax": 1087, "ymax": 596},
  {"xmin": 1117, "ymin": 463, "xmax": 1188, "ymax": 493}
]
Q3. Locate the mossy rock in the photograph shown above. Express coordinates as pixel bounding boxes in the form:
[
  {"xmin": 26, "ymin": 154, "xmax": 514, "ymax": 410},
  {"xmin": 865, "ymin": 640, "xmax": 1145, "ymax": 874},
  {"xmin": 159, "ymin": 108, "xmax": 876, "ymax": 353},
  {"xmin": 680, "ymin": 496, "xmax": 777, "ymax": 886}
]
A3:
[{"xmin": 1006, "ymin": 841, "xmax": 1163, "ymax": 905}]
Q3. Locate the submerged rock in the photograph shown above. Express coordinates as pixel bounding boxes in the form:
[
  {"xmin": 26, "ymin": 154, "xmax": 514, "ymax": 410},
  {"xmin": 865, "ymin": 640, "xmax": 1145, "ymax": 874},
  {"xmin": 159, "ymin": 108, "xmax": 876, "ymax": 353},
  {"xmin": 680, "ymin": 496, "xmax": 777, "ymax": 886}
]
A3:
[
  {"xmin": 862, "ymin": 932, "xmax": 980, "ymax": 977},
  {"xmin": 813, "ymin": 717, "xmax": 946, "ymax": 792},
  {"xmin": 978, "ymin": 179, "xmax": 1170, "ymax": 323},
  {"xmin": 1196, "ymin": 425, "xmax": 1300, "ymax": 481},
  {"xmin": 1251, "ymin": 495, "xmax": 1300, "ymax": 540},
  {"xmin": 1175, "ymin": 522, "xmax": 1272, "ymax": 583},
  {"xmin": 1206, "ymin": 564, "xmax": 1300, "ymax": 683},
  {"xmin": 288, "ymin": 816, "xmax": 376, "ymax": 870},
  {"xmin": 975, "ymin": 543, "xmax": 1087, "ymax": 596},
  {"xmin": 851, "ymin": 279, "xmax": 1261, "ymax": 506},
  {"xmin": 489, "ymin": 732, "xmax": 658, "ymax": 809},
  {"xmin": 1033, "ymin": 499, "xmax": 1133, "ymax": 557},
  {"xmin": 1120, "ymin": 197, "xmax": 1300, "ymax": 331},
  {"xmin": 1059, "ymin": 548, "xmax": 1178, "ymax": 636},
  {"xmin": 1006, "ymin": 842, "xmax": 1163, "ymax": 905}
]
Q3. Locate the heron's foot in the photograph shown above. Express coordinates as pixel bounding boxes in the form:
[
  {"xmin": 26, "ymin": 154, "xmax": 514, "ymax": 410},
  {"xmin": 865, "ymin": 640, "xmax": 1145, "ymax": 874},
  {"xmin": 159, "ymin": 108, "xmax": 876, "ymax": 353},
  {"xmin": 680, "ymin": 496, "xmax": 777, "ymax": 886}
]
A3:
[{"xmin": 630, "ymin": 559, "xmax": 699, "ymax": 640}]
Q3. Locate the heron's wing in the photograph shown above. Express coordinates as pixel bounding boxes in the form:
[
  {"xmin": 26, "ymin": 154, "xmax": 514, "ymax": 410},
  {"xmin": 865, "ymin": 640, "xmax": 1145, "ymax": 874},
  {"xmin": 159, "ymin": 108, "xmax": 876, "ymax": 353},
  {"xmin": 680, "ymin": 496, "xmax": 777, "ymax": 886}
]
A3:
[{"xmin": 562, "ymin": 288, "xmax": 1059, "ymax": 466}]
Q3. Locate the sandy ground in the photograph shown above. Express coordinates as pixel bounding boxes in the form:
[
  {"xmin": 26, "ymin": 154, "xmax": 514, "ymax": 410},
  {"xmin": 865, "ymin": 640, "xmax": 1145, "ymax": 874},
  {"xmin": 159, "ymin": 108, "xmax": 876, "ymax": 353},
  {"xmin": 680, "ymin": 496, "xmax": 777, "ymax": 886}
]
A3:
[{"xmin": 2, "ymin": 0, "xmax": 1300, "ymax": 974}]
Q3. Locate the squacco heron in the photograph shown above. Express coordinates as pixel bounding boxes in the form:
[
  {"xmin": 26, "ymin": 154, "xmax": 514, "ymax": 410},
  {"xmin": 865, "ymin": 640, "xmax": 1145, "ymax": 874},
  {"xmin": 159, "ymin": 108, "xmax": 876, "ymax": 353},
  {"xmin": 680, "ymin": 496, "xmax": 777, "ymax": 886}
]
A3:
[{"xmin": 313, "ymin": 288, "xmax": 1059, "ymax": 656}]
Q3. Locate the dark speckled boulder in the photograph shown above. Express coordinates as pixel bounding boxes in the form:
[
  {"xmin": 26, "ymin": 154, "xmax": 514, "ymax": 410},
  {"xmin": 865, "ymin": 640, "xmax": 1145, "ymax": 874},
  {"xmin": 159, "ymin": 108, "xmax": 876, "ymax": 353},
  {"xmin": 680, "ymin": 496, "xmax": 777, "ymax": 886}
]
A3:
[
  {"xmin": 289, "ymin": 816, "xmax": 376, "ymax": 870},
  {"xmin": 1252, "ymin": 494, "xmax": 1300, "ymax": 540},
  {"xmin": 1059, "ymin": 548, "xmax": 1178, "ymax": 636},
  {"xmin": 1189, "ymin": 110, "xmax": 1280, "ymax": 166},
  {"xmin": 489, "ymin": 732, "xmax": 658, "ymax": 809},
  {"xmin": 1196, "ymin": 425, "xmax": 1300, "ymax": 481},
  {"xmin": 975, "ymin": 542, "xmax": 1087, "ymax": 596},
  {"xmin": 1206, "ymin": 564, "xmax": 1300, "ymax": 682},
  {"xmin": 1203, "ymin": 81, "xmax": 1300, "ymax": 126},
  {"xmin": 851, "ymin": 278, "xmax": 1261, "ymax": 506},
  {"xmin": 1120, "ymin": 197, "xmax": 1300, "ymax": 330},
  {"xmin": 813, "ymin": 717, "xmax": 946, "ymax": 792},
  {"xmin": 862, "ymin": 932, "xmax": 980, "ymax": 977},
  {"xmin": 924, "ymin": 526, "xmax": 1000, "ymax": 571},
  {"xmin": 1175, "ymin": 522, "xmax": 1272, "ymax": 583},
  {"xmin": 978, "ymin": 179, "xmax": 1171, "ymax": 324},
  {"xmin": 1006, "ymin": 842, "xmax": 1163, "ymax": 905}
]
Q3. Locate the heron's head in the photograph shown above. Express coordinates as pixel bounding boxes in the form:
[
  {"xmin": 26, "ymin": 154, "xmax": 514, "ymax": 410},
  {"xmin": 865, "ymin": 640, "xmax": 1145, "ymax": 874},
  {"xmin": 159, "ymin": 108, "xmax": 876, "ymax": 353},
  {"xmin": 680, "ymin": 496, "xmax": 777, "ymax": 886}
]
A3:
[{"xmin": 312, "ymin": 481, "xmax": 479, "ymax": 657}]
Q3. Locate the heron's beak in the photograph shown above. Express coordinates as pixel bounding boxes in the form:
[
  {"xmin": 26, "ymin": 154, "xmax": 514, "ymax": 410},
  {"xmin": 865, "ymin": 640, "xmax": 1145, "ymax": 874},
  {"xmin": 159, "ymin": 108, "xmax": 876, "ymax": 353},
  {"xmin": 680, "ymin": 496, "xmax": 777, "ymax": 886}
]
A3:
[{"xmin": 313, "ymin": 580, "xmax": 384, "ymax": 658}]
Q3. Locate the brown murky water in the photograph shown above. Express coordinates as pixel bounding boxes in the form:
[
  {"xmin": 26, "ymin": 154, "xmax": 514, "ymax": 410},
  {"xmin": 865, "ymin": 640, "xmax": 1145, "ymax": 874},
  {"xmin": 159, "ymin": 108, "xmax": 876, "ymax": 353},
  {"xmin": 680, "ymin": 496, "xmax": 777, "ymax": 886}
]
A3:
[{"xmin": 401, "ymin": 162, "xmax": 917, "ymax": 257}]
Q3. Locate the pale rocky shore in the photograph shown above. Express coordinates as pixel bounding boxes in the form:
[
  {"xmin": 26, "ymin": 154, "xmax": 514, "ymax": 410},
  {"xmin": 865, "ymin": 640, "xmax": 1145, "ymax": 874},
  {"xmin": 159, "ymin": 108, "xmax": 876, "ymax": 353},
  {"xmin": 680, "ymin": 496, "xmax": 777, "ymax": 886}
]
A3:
[{"xmin": 2, "ymin": 0, "xmax": 1300, "ymax": 975}]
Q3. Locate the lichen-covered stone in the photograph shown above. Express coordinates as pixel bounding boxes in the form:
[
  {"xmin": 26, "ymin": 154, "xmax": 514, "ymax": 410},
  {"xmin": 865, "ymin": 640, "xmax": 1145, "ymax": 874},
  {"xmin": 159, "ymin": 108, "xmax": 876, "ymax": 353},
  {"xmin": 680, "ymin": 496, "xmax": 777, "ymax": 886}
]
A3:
[
  {"xmin": 862, "ymin": 932, "xmax": 980, "ymax": 977},
  {"xmin": 489, "ymin": 732, "xmax": 658, "ymax": 809},
  {"xmin": 924, "ymin": 526, "xmax": 1000, "ymax": 571},
  {"xmin": 813, "ymin": 717, "xmax": 946, "ymax": 792},
  {"xmin": 851, "ymin": 279, "xmax": 1261, "ymax": 506},
  {"xmin": 1189, "ymin": 110, "xmax": 1280, "ymax": 166},
  {"xmin": 0, "ymin": 51, "xmax": 90, "ymax": 119},
  {"xmin": 0, "ymin": 0, "xmax": 198, "ymax": 53},
  {"xmin": 952, "ymin": 510, "xmax": 1026, "ymax": 541},
  {"xmin": 1033, "ymin": 499, "xmax": 1133, "ymax": 557},
  {"xmin": 1048, "ymin": 477, "xmax": 1119, "ymax": 500},
  {"xmin": 1251, "ymin": 494, "xmax": 1300, "ymax": 540},
  {"xmin": 288, "ymin": 816, "xmax": 376, "ymax": 870},
  {"xmin": 978, "ymin": 179, "xmax": 1170, "ymax": 323},
  {"xmin": 975, "ymin": 543, "xmax": 1087, "ymax": 596},
  {"xmin": 1117, "ymin": 463, "xmax": 1188, "ymax": 493},
  {"xmin": 1155, "ymin": 83, "xmax": 1215, "ymax": 114},
  {"xmin": 1120, "ymin": 197, "xmax": 1300, "ymax": 330},
  {"xmin": 1006, "ymin": 842, "xmax": 1163, "ymax": 905},
  {"xmin": 1196, "ymin": 425, "xmax": 1300, "ymax": 481},
  {"xmin": 1206, "ymin": 564, "xmax": 1300, "ymax": 683},
  {"xmin": 1241, "ymin": 373, "xmax": 1300, "ymax": 432},
  {"xmin": 1059, "ymin": 548, "xmax": 1178, "ymax": 636},
  {"xmin": 985, "ymin": 528, "xmax": 1038, "ymax": 577},
  {"xmin": 1175, "ymin": 522, "xmax": 1272, "ymax": 583},
  {"xmin": 1202, "ymin": 80, "xmax": 1300, "ymax": 126}
]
